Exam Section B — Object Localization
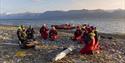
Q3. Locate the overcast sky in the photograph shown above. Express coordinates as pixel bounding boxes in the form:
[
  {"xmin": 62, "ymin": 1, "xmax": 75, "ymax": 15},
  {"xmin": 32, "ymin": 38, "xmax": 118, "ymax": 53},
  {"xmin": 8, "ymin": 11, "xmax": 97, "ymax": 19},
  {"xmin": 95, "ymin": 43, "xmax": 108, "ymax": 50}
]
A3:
[{"xmin": 0, "ymin": 0, "xmax": 125, "ymax": 14}]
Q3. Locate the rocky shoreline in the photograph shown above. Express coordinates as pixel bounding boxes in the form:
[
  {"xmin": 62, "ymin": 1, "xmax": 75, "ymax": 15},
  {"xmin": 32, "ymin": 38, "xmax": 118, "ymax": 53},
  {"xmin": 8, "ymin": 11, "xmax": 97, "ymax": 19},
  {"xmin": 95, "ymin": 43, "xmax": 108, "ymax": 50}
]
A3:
[{"xmin": 0, "ymin": 25, "xmax": 125, "ymax": 63}]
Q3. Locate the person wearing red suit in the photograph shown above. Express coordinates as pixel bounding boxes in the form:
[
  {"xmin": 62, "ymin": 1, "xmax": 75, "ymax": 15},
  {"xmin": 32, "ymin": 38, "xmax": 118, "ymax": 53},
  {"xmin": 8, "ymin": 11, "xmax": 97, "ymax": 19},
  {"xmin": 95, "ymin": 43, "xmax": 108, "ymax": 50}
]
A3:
[
  {"xmin": 49, "ymin": 26, "xmax": 58, "ymax": 41},
  {"xmin": 80, "ymin": 28, "xmax": 100, "ymax": 54},
  {"xmin": 72, "ymin": 26, "xmax": 83, "ymax": 43},
  {"xmin": 40, "ymin": 24, "xmax": 49, "ymax": 40},
  {"xmin": 91, "ymin": 26, "xmax": 100, "ymax": 53}
]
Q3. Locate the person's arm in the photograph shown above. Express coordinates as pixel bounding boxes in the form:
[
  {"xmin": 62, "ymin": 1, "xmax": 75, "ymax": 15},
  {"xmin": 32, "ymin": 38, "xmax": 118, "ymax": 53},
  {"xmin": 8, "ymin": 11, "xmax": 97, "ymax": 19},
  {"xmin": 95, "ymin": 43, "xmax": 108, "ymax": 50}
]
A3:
[
  {"xmin": 39, "ymin": 28, "xmax": 42, "ymax": 33},
  {"xmin": 26, "ymin": 29, "xmax": 28, "ymax": 34},
  {"xmin": 17, "ymin": 31, "xmax": 21, "ymax": 39},
  {"xmin": 46, "ymin": 27, "xmax": 49, "ymax": 31},
  {"xmin": 49, "ymin": 30, "xmax": 52, "ymax": 35},
  {"xmin": 55, "ymin": 30, "xmax": 58, "ymax": 35},
  {"xmin": 74, "ymin": 30, "xmax": 77, "ymax": 35},
  {"xmin": 86, "ymin": 34, "xmax": 92, "ymax": 44},
  {"xmin": 32, "ymin": 28, "xmax": 35, "ymax": 34},
  {"xmin": 18, "ymin": 32, "xmax": 23, "ymax": 40},
  {"xmin": 95, "ymin": 31, "xmax": 99, "ymax": 41},
  {"xmin": 79, "ymin": 30, "xmax": 82, "ymax": 36}
]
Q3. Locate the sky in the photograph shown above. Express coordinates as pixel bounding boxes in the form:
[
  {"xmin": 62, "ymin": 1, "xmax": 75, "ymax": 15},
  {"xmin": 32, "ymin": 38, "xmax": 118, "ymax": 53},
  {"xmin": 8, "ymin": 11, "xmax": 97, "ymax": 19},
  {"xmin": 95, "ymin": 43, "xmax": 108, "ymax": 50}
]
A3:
[{"xmin": 0, "ymin": 0, "xmax": 125, "ymax": 14}]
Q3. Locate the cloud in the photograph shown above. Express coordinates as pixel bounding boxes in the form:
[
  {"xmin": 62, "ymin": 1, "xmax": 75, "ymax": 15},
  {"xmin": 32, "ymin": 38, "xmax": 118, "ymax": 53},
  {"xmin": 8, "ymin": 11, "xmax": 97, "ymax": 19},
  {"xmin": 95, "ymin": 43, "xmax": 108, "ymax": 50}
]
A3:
[
  {"xmin": 32, "ymin": 0, "xmax": 43, "ymax": 2},
  {"xmin": 69, "ymin": 0, "xmax": 125, "ymax": 9}
]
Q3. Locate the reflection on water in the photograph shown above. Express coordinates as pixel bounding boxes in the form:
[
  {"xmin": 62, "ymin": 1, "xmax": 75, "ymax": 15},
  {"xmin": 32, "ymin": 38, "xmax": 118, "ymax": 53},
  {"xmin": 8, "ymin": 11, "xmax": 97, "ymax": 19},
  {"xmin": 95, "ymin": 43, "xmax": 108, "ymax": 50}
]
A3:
[{"xmin": 0, "ymin": 18, "xmax": 125, "ymax": 34}]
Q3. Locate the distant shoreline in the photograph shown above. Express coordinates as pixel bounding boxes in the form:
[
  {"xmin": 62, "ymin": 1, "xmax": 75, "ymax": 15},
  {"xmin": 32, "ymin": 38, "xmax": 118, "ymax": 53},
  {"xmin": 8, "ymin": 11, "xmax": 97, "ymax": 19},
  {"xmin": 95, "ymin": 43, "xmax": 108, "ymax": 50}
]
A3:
[
  {"xmin": 0, "ymin": 9, "xmax": 125, "ymax": 20},
  {"xmin": 0, "ymin": 18, "xmax": 125, "ymax": 21}
]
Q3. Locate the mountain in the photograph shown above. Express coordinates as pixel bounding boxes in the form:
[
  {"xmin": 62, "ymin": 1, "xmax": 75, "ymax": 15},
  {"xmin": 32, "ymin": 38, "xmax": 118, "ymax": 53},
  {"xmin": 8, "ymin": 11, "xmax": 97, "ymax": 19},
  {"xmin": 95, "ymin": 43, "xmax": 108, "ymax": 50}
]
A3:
[{"xmin": 0, "ymin": 9, "xmax": 125, "ymax": 20}]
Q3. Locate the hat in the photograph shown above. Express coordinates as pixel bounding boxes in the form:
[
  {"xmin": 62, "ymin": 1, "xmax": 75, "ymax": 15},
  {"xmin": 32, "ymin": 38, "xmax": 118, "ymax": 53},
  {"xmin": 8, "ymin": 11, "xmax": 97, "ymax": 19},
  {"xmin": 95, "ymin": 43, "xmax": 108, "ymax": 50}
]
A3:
[
  {"xmin": 43, "ymin": 24, "xmax": 46, "ymax": 26},
  {"xmin": 18, "ymin": 26, "xmax": 22, "ymax": 30},
  {"xmin": 21, "ymin": 25, "xmax": 24, "ymax": 28}
]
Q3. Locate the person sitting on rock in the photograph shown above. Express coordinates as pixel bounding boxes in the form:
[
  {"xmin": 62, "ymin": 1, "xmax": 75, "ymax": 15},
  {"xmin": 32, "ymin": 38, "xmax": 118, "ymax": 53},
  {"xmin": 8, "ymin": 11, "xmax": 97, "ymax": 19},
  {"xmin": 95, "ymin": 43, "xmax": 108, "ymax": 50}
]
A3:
[
  {"xmin": 17, "ymin": 26, "xmax": 28, "ymax": 48},
  {"xmin": 49, "ymin": 26, "xmax": 58, "ymax": 41},
  {"xmin": 17, "ymin": 26, "xmax": 25, "ymax": 43},
  {"xmin": 40, "ymin": 24, "xmax": 49, "ymax": 40},
  {"xmin": 26, "ymin": 25, "xmax": 35, "ymax": 40},
  {"xmin": 82, "ymin": 28, "xmax": 90, "ymax": 45},
  {"xmin": 72, "ymin": 26, "xmax": 83, "ymax": 42}
]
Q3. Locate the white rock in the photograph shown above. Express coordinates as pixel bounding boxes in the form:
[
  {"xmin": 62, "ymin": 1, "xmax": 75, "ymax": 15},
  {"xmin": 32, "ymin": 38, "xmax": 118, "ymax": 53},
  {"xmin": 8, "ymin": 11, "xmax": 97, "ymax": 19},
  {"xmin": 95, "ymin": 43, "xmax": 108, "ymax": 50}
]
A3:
[{"xmin": 54, "ymin": 45, "xmax": 75, "ymax": 61}]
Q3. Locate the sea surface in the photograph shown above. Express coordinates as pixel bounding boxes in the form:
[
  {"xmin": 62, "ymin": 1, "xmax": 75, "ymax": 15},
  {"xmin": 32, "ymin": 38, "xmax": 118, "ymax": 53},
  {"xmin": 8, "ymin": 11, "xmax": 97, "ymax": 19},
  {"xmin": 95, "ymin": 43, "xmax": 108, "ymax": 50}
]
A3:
[{"xmin": 0, "ymin": 18, "xmax": 125, "ymax": 34}]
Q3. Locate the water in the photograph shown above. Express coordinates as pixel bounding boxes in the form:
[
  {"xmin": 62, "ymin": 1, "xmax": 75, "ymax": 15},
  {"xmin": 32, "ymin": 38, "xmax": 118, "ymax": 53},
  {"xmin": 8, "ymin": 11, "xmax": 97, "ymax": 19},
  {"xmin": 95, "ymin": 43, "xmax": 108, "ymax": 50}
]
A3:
[{"xmin": 0, "ymin": 18, "xmax": 125, "ymax": 34}]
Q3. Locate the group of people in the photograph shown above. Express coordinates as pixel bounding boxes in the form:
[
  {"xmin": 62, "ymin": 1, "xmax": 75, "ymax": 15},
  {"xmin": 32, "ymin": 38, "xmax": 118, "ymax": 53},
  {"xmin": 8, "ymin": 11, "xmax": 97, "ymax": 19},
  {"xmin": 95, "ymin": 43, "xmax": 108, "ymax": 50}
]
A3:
[
  {"xmin": 72, "ymin": 24, "xmax": 100, "ymax": 54},
  {"xmin": 40, "ymin": 24, "xmax": 58, "ymax": 41},
  {"xmin": 17, "ymin": 24, "xmax": 100, "ymax": 54},
  {"xmin": 17, "ymin": 24, "xmax": 59, "ymax": 48},
  {"xmin": 17, "ymin": 25, "xmax": 38, "ymax": 48}
]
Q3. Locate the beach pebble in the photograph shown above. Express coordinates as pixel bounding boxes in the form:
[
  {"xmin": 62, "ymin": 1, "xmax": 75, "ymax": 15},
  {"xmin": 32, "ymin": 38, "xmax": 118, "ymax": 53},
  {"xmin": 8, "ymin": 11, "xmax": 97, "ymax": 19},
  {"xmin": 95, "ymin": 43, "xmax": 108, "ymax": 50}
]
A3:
[
  {"xmin": 118, "ymin": 55, "xmax": 122, "ymax": 59},
  {"xmin": 111, "ymin": 49, "xmax": 115, "ymax": 52},
  {"xmin": 0, "ymin": 26, "xmax": 125, "ymax": 63},
  {"xmin": 100, "ymin": 36, "xmax": 106, "ymax": 39},
  {"xmin": 112, "ymin": 42, "xmax": 116, "ymax": 46}
]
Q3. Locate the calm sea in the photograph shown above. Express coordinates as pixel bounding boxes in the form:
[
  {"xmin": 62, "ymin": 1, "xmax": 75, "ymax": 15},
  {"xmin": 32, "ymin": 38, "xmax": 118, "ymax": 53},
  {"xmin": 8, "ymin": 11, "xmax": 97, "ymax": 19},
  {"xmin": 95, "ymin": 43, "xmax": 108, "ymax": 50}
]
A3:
[{"xmin": 0, "ymin": 18, "xmax": 125, "ymax": 34}]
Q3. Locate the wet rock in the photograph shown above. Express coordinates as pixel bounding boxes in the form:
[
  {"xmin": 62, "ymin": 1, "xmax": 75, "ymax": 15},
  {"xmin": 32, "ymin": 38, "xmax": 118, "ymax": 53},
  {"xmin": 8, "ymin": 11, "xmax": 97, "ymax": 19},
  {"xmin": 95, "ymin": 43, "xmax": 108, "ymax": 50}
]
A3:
[
  {"xmin": 100, "ymin": 36, "xmax": 106, "ymax": 39},
  {"xmin": 108, "ymin": 36, "xmax": 113, "ymax": 40}
]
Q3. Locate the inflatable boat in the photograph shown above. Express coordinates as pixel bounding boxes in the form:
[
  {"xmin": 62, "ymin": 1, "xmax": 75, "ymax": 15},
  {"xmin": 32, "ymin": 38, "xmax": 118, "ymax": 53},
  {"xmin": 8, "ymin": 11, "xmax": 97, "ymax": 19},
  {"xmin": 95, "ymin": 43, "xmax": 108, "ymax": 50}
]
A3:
[{"xmin": 51, "ymin": 24, "xmax": 75, "ymax": 30}]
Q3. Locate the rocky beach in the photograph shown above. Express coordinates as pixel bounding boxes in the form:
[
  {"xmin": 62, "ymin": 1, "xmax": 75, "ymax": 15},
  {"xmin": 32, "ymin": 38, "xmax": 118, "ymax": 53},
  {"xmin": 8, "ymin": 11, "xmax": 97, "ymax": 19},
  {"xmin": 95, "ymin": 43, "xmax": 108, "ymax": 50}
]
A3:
[{"xmin": 0, "ymin": 25, "xmax": 125, "ymax": 63}]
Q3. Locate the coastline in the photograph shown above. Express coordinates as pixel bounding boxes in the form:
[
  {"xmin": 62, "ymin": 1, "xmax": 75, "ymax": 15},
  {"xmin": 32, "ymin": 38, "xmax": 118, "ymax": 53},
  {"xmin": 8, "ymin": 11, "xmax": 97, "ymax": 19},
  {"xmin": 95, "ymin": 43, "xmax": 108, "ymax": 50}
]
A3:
[
  {"xmin": 0, "ymin": 24, "xmax": 125, "ymax": 63},
  {"xmin": 0, "ymin": 24, "xmax": 125, "ymax": 36}
]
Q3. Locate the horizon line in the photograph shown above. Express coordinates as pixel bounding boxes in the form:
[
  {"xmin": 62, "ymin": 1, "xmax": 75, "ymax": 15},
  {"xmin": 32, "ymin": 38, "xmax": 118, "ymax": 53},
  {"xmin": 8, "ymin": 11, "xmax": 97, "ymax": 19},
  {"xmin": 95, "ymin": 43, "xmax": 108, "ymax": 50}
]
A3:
[{"xmin": 1, "ymin": 8, "xmax": 125, "ymax": 14}]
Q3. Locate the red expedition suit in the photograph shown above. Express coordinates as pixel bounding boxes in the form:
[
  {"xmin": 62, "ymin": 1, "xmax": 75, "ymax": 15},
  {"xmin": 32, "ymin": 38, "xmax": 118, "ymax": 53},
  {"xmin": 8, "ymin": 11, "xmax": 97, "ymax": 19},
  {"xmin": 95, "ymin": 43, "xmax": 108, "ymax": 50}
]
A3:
[
  {"xmin": 80, "ymin": 32, "xmax": 100, "ymax": 54},
  {"xmin": 40, "ymin": 26, "xmax": 49, "ymax": 40},
  {"xmin": 49, "ymin": 29, "xmax": 58, "ymax": 41}
]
